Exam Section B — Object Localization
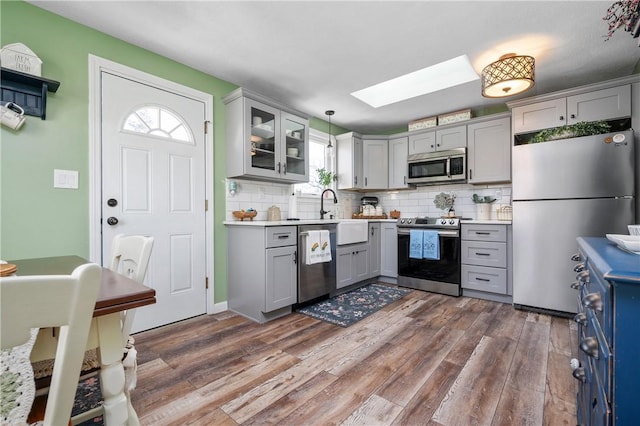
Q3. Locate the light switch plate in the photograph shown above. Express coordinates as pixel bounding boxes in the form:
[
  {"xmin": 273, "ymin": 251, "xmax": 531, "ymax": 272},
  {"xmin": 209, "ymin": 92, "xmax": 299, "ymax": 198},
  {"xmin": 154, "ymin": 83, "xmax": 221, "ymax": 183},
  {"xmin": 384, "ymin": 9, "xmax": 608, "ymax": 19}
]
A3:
[{"xmin": 54, "ymin": 169, "xmax": 79, "ymax": 189}]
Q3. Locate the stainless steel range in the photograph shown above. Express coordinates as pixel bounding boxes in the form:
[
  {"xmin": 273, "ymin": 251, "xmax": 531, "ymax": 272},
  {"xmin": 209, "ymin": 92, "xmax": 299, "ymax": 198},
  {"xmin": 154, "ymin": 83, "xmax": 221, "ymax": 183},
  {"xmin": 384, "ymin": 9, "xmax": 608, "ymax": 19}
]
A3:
[{"xmin": 396, "ymin": 217, "xmax": 461, "ymax": 297}]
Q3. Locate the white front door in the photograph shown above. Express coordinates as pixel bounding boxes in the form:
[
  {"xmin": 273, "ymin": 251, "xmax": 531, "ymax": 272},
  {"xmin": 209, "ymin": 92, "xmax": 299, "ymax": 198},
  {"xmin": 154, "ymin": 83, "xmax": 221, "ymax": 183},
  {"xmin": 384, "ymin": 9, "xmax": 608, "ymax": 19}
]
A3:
[{"xmin": 101, "ymin": 72, "xmax": 207, "ymax": 332}]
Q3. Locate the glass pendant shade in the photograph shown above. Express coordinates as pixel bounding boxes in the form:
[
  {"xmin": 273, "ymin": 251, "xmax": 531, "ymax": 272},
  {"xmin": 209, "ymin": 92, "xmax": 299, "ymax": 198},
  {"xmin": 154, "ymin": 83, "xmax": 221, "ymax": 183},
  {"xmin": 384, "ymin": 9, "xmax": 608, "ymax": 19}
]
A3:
[
  {"xmin": 325, "ymin": 110, "xmax": 334, "ymax": 148},
  {"xmin": 481, "ymin": 53, "xmax": 535, "ymax": 98}
]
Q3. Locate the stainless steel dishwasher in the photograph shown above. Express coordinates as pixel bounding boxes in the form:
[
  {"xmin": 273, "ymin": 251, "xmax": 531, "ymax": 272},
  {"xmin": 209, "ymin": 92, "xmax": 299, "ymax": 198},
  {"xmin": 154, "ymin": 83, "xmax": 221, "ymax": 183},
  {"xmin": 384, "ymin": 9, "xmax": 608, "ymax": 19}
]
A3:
[{"xmin": 298, "ymin": 224, "xmax": 337, "ymax": 303}]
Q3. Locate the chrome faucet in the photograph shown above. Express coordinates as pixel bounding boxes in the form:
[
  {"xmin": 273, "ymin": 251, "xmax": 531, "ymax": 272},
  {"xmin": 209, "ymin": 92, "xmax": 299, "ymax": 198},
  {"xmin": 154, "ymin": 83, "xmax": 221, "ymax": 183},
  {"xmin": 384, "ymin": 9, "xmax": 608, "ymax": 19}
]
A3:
[{"xmin": 320, "ymin": 189, "xmax": 338, "ymax": 219}]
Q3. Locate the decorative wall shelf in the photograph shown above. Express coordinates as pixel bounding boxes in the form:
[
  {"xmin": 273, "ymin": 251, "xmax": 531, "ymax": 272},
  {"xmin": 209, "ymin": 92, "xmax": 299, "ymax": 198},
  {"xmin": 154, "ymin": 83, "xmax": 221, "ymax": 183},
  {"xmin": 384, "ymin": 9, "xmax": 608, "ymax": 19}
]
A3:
[{"xmin": 1, "ymin": 67, "xmax": 60, "ymax": 120}]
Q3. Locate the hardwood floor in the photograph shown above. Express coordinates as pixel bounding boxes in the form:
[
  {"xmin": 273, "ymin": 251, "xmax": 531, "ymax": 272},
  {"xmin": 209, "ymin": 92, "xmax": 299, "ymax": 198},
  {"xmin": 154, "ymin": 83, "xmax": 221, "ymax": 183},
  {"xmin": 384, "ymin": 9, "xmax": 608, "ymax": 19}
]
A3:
[{"xmin": 130, "ymin": 287, "xmax": 578, "ymax": 425}]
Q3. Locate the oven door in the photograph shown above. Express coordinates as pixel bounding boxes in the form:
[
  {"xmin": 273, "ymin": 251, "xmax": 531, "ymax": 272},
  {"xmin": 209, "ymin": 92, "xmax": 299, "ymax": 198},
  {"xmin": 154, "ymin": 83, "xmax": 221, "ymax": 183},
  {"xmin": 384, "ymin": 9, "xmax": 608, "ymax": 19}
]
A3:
[{"xmin": 397, "ymin": 229, "xmax": 461, "ymax": 296}]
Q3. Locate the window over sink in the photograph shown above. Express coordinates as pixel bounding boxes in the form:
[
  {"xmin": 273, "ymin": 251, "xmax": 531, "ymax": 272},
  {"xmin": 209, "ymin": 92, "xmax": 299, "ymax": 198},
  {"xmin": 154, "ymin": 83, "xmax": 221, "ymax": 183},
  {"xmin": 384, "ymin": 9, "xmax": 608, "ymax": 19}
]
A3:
[{"xmin": 294, "ymin": 128, "xmax": 336, "ymax": 196}]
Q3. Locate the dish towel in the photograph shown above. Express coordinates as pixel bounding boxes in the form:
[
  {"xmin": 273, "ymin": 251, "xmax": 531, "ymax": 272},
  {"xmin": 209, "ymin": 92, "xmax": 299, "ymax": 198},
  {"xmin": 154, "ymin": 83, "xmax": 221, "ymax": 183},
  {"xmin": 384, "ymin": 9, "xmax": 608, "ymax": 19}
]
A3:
[
  {"xmin": 409, "ymin": 230, "xmax": 423, "ymax": 259},
  {"xmin": 422, "ymin": 230, "xmax": 440, "ymax": 260},
  {"xmin": 306, "ymin": 230, "xmax": 332, "ymax": 265}
]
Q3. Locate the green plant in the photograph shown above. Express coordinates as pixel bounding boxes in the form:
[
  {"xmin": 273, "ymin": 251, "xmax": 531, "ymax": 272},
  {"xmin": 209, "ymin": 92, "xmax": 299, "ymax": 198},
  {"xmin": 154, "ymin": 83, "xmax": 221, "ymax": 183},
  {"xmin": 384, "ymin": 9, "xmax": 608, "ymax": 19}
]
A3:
[
  {"xmin": 472, "ymin": 194, "xmax": 496, "ymax": 203},
  {"xmin": 530, "ymin": 121, "xmax": 611, "ymax": 144},
  {"xmin": 316, "ymin": 168, "xmax": 337, "ymax": 187}
]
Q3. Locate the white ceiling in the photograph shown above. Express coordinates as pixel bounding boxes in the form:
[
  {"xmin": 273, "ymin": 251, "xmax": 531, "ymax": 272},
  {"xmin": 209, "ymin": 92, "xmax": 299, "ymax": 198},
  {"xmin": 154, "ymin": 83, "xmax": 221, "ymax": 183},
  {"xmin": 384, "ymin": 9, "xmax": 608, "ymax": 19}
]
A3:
[{"xmin": 29, "ymin": 1, "xmax": 640, "ymax": 133}]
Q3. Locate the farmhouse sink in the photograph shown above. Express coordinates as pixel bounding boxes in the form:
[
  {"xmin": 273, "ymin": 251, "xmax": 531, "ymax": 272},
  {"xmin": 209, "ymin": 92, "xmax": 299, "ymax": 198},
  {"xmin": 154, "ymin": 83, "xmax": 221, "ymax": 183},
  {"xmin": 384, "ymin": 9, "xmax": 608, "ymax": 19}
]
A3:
[{"xmin": 336, "ymin": 219, "xmax": 368, "ymax": 245}]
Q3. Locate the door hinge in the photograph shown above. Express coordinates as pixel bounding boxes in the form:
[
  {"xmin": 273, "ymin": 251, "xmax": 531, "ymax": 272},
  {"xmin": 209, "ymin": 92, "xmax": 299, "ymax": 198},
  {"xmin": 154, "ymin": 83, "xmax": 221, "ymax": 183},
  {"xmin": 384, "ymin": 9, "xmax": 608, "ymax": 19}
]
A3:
[
  {"xmin": 205, "ymin": 199, "xmax": 209, "ymax": 211},
  {"xmin": 204, "ymin": 120, "xmax": 211, "ymax": 134},
  {"xmin": 205, "ymin": 277, "xmax": 209, "ymax": 289}
]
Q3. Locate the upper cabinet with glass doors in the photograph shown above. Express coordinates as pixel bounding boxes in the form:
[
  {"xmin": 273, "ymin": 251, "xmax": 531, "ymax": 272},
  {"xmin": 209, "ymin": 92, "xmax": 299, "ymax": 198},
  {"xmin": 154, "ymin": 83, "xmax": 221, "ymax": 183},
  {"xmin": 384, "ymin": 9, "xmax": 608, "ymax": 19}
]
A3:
[{"xmin": 224, "ymin": 88, "xmax": 309, "ymax": 183}]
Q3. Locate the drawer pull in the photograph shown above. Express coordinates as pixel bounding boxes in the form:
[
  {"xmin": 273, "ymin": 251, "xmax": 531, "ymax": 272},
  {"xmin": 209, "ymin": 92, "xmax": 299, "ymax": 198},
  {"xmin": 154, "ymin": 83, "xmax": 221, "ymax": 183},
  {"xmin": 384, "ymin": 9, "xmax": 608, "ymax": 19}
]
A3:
[
  {"xmin": 576, "ymin": 270, "xmax": 590, "ymax": 284},
  {"xmin": 475, "ymin": 277, "xmax": 491, "ymax": 282},
  {"xmin": 582, "ymin": 293, "xmax": 603, "ymax": 312},
  {"xmin": 277, "ymin": 235, "xmax": 289, "ymax": 239},
  {"xmin": 580, "ymin": 337, "xmax": 599, "ymax": 359},
  {"xmin": 572, "ymin": 367, "xmax": 586, "ymax": 383},
  {"xmin": 475, "ymin": 252, "xmax": 491, "ymax": 256},
  {"xmin": 571, "ymin": 253, "xmax": 583, "ymax": 262},
  {"xmin": 570, "ymin": 281, "xmax": 581, "ymax": 290},
  {"xmin": 475, "ymin": 232, "xmax": 491, "ymax": 235},
  {"xmin": 573, "ymin": 312, "xmax": 587, "ymax": 326},
  {"xmin": 573, "ymin": 263, "xmax": 585, "ymax": 273}
]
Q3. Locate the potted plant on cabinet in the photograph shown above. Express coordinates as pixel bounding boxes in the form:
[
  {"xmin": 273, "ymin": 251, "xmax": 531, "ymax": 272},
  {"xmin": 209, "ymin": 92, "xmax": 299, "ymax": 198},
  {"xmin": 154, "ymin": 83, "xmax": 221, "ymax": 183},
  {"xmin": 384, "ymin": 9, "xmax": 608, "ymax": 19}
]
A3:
[{"xmin": 472, "ymin": 194, "xmax": 497, "ymax": 220}]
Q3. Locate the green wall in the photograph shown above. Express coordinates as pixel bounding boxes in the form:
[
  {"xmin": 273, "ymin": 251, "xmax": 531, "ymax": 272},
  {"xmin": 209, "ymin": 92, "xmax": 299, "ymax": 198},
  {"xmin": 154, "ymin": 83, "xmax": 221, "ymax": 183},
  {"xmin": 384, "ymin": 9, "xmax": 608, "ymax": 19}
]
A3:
[{"xmin": 0, "ymin": 1, "xmax": 239, "ymax": 303}]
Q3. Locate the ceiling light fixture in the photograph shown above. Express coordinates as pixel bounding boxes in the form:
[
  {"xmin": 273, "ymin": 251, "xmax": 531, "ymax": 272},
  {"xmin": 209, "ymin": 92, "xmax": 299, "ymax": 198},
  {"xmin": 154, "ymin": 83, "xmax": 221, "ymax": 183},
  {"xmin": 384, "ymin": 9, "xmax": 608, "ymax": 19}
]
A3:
[
  {"xmin": 325, "ymin": 110, "xmax": 334, "ymax": 148},
  {"xmin": 351, "ymin": 55, "xmax": 479, "ymax": 108},
  {"xmin": 481, "ymin": 53, "xmax": 535, "ymax": 98}
]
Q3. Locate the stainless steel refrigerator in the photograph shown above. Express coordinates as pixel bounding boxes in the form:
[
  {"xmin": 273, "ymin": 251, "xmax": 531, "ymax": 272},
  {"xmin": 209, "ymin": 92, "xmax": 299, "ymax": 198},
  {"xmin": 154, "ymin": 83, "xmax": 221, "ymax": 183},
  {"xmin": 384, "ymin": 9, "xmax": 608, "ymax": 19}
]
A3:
[{"xmin": 512, "ymin": 130, "xmax": 635, "ymax": 314}]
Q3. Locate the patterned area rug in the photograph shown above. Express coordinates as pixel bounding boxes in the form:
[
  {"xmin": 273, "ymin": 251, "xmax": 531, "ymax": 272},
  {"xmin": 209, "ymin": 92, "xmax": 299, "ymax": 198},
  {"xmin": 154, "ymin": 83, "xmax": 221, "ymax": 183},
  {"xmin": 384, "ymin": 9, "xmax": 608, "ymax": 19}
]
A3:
[
  {"xmin": 73, "ymin": 375, "xmax": 103, "ymax": 426},
  {"xmin": 296, "ymin": 283, "xmax": 411, "ymax": 327}
]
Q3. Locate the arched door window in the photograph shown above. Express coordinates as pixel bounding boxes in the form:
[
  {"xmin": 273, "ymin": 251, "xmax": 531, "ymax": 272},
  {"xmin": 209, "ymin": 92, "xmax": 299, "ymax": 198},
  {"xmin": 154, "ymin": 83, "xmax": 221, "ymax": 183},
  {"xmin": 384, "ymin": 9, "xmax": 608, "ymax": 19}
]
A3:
[{"xmin": 122, "ymin": 105, "xmax": 193, "ymax": 143}]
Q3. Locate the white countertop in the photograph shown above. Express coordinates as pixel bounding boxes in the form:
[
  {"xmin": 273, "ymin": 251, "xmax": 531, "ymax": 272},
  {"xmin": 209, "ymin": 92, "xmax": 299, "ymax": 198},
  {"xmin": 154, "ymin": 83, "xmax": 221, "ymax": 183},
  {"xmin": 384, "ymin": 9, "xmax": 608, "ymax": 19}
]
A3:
[
  {"xmin": 224, "ymin": 218, "xmax": 397, "ymax": 226},
  {"xmin": 461, "ymin": 219, "xmax": 512, "ymax": 225}
]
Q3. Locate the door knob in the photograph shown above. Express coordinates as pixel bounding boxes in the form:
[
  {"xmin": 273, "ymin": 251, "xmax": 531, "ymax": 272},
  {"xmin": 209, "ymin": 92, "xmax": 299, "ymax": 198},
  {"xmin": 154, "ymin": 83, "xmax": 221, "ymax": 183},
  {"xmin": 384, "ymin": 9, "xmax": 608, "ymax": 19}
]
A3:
[
  {"xmin": 107, "ymin": 198, "xmax": 118, "ymax": 207},
  {"xmin": 107, "ymin": 217, "xmax": 119, "ymax": 226}
]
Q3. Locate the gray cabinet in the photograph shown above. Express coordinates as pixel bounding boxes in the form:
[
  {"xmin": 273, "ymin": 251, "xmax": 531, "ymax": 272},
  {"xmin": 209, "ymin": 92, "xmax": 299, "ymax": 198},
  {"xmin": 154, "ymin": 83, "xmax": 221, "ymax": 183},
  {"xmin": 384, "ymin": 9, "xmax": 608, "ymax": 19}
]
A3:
[
  {"xmin": 467, "ymin": 116, "xmax": 511, "ymax": 184},
  {"xmin": 461, "ymin": 223, "xmax": 512, "ymax": 303},
  {"xmin": 368, "ymin": 223, "xmax": 381, "ymax": 278},
  {"xmin": 227, "ymin": 225, "xmax": 297, "ymax": 323},
  {"xmin": 336, "ymin": 132, "xmax": 363, "ymax": 190},
  {"xmin": 336, "ymin": 243, "xmax": 369, "ymax": 289},
  {"xmin": 362, "ymin": 139, "xmax": 388, "ymax": 189},
  {"xmin": 224, "ymin": 88, "xmax": 309, "ymax": 183},
  {"xmin": 408, "ymin": 125, "xmax": 467, "ymax": 155},
  {"xmin": 265, "ymin": 245, "xmax": 297, "ymax": 312},
  {"xmin": 380, "ymin": 222, "xmax": 398, "ymax": 278},
  {"xmin": 388, "ymin": 136, "xmax": 409, "ymax": 189},
  {"xmin": 511, "ymin": 85, "xmax": 631, "ymax": 134}
]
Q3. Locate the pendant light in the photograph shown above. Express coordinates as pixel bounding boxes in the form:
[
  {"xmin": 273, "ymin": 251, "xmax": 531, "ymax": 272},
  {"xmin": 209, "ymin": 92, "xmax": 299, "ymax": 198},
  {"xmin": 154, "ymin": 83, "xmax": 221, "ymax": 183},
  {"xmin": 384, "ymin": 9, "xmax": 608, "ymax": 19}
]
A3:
[
  {"xmin": 481, "ymin": 53, "xmax": 535, "ymax": 98},
  {"xmin": 325, "ymin": 110, "xmax": 335, "ymax": 148}
]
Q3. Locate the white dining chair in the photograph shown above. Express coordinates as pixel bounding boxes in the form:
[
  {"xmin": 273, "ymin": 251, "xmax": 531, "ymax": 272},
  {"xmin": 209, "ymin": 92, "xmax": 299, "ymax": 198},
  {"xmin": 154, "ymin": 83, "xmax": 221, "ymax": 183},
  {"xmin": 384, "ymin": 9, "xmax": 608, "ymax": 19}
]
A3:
[
  {"xmin": 0, "ymin": 262, "xmax": 101, "ymax": 426},
  {"xmin": 109, "ymin": 233, "xmax": 154, "ymax": 344}
]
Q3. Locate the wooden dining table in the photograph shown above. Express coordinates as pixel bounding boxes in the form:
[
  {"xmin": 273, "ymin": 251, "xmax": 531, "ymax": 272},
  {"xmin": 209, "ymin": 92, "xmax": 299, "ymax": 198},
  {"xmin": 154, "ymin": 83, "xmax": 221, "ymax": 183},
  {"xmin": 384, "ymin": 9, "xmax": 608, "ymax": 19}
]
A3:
[{"xmin": 10, "ymin": 255, "xmax": 156, "ymax": 426}]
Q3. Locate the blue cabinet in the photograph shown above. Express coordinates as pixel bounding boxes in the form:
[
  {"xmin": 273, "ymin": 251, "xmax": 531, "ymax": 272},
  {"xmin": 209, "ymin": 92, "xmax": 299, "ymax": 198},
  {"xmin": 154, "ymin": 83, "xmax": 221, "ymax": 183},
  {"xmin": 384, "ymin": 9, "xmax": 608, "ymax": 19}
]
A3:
[{"xmin": 572, "ymin": 237, "xmax": 640, "ymax": 425}]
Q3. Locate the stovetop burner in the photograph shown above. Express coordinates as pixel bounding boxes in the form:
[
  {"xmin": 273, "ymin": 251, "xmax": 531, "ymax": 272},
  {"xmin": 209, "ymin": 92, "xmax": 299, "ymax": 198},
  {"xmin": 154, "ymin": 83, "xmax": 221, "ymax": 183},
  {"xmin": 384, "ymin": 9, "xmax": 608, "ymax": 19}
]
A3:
[{"xmin": 396, "ymin": 216, "xmax": 460, "ymax": 228}]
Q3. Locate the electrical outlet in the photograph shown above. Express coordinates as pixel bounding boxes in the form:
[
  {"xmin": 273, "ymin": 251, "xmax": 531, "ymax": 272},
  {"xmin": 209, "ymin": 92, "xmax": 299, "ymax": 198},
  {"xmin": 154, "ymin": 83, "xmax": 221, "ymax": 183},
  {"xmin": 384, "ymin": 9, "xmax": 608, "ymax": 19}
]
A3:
[{"xmin": 495, "ymin": 190, "xmax": 502, "ymax": 200}]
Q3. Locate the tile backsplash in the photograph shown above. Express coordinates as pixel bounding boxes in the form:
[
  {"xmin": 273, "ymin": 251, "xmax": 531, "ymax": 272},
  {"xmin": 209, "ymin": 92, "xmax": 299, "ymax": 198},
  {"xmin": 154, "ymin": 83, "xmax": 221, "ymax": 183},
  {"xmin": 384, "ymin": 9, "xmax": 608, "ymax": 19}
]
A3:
[{"xmin": 225, "ymin": 178, "xmax": 512, "ymax": 221}]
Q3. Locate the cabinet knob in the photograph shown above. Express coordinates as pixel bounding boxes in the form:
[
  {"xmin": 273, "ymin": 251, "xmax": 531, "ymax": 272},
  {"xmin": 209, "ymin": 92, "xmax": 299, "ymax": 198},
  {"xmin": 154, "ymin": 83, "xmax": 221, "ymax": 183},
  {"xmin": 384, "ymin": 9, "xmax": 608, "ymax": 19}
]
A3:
[
  {"xmin": 573, "ymin": 263, "xmax": 585, "ymax": 273},
  {"xmin": 559, "ymin": 115, "xmax": 565, "ymax": 121},
  {"xmin": 573, "ymin": 312, "xmax": 587, "ymax": 326},
  {"xmin": 582, "ymin": 292, "xmax": 603, "ymax": 311},
  {"xmin": 570, "ymin": 114, "xmax": 576, "ymax": 119},
  {"xmin": 571, "ymin": 253, "xmax": 583, "ymax": 261},
  {"xmin": 579, "ymin": 337, "xmax": 599, "ymax": 359},
  {"xmin": 570, "ymin": 281, "xmax": 581, "ymax": 290}
]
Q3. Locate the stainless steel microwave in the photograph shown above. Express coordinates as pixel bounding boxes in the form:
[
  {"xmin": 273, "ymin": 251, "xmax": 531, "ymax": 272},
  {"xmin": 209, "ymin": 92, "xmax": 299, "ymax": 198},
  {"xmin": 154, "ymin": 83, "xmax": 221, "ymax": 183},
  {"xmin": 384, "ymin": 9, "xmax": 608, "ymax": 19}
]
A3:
[{"xmin": 407, "ymin": 148, "xmax": 466, "ymax": 185}]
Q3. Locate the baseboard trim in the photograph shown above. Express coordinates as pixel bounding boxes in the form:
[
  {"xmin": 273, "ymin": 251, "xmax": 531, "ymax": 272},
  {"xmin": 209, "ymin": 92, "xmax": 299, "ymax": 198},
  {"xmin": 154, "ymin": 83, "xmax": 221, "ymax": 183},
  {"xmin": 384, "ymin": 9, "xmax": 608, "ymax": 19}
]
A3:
[{"xmin": 211, "ymin": 300, "xmax": 228, "ymax": 314}]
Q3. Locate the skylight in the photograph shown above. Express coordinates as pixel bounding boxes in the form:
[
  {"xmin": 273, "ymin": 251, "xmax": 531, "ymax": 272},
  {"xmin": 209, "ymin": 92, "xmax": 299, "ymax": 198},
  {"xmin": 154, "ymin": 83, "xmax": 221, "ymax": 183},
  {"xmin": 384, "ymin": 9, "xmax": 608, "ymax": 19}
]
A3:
[{"xmin": 351, "ymin": 55, "xmax": 480, "ymax": 108}]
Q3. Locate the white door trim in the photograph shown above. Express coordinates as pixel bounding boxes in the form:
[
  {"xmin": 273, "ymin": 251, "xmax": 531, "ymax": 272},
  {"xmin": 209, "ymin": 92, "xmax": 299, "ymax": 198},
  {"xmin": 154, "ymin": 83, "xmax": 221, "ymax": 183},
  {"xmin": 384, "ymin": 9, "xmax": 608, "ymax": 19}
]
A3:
[{"xmin": 88, "ymin": 54, "xmax": 215, "ymax": 315}]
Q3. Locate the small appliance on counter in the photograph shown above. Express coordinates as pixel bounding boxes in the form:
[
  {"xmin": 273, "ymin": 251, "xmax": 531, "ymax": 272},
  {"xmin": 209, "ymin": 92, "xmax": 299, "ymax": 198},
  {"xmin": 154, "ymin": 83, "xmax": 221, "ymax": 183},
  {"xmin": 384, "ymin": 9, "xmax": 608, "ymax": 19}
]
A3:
[{"xmin": 359, "ymin": 196, "xmax": 382, "ymax": 217}]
